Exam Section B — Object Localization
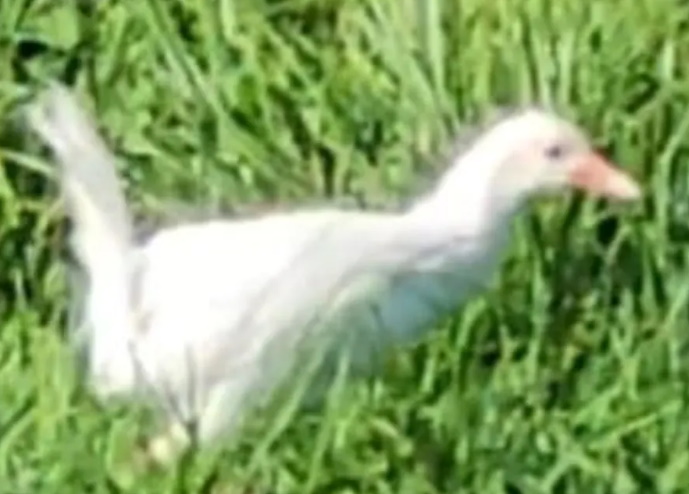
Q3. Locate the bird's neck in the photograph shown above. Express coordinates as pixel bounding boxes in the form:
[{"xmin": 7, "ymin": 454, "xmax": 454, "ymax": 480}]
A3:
[{"xmin": 405, "ymin": 147, "xmax": 524, "ymax": 237}]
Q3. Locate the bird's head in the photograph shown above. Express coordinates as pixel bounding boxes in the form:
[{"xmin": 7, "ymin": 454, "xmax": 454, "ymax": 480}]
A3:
[
  {"xmin": 410, "ymin": 107, "xmax": 642, "ymax": 230},
  {"xmin": 473, "ymin": 108, "xmax": 641, "ymax": 202}
]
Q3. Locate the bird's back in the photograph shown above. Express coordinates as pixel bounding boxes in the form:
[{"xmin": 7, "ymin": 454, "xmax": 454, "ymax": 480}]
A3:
[{"xmin": 139, "ymin": 209, "xmax": 397, "ymax": 316}]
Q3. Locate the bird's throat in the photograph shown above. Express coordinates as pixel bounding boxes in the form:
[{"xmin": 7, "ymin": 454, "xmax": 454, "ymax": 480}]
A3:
[{"xmin": 407, "ymin": 169, "xmax": 521, "ymax": 238}]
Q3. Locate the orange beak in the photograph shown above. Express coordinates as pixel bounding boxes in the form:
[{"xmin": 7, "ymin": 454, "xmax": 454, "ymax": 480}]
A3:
[{"xmin": 569, "ymin": 152, "xmax": 641, "ymax": 200}]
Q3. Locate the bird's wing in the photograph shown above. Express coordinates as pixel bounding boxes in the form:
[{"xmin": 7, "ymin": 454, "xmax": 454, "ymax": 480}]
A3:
[{"xmin": 132, "ymin": 210, "xmax": 478, "ymax": 404}]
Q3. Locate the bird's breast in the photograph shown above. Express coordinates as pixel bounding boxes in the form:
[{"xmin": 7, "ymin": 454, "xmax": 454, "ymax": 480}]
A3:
[{"xmin": 317, "ymin": 235, "xmax": 504, "ymax": 372}]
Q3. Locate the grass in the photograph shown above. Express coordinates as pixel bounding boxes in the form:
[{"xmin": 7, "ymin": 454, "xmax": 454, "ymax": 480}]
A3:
[{"xmin": 1, "ymin": 0, "xmax": 689, "ymax": 491}]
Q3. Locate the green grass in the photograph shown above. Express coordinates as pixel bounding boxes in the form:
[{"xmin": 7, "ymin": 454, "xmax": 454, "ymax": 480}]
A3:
[{"xmin": 2, "ymin": 0, "xmax": 689, "ymax": 492}]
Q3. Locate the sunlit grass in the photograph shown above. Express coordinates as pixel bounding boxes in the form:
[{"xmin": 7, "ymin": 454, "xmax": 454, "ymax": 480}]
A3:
[{"xmin": 2, "ymin": 0, "xmax": 689, "ymax": 492}]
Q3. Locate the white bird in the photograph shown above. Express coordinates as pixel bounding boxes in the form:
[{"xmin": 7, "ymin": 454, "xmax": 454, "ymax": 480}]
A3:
[{"xmin": 27, "ymin": 84, "xmax": 641, "ymax": 466}]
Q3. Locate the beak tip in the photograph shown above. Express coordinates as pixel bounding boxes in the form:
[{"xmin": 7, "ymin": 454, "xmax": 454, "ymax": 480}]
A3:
[
  {"xmin": 609, "ymin": 175, "xmax": 642, "ymax": 201},
  {"xmin": 571, "ymin": 153, "xmax": 642, "ymax": 201}
]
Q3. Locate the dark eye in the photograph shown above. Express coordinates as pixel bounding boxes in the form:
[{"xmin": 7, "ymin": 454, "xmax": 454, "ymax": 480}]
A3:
[{"xmin": 545, "ymin": 144, "xmax": 566, "ymax": 160}]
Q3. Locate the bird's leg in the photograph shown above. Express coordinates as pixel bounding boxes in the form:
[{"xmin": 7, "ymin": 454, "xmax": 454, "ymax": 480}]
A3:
[
  {"xmin": 132, "ymin": 420, "xmax": 193, "ymax": 470},
  {"xmin": 148, "ymin": 421, "xmax": 193, "ymax": 465},
  {"xmin": 131, "ymin": 381, "xmax": 248, "ymax": 471}
]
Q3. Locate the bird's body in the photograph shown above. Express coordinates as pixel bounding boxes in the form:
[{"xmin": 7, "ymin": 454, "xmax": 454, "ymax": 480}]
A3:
[
  {"xmin": 100, "ymin": 205, "xmax": 510, "ymax": 444},
  {"xmin": 27, "ymin": 85, "xmax": 641, "ymax": 465}
]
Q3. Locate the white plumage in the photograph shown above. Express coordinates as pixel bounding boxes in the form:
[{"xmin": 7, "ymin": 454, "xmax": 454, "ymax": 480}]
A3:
[{"xmin": 27, "ymin": 84, "xmax": 641, "ymax": 464}]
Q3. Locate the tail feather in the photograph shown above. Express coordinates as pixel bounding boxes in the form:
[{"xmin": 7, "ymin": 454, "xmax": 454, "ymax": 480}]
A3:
[
  {"xmin": 27, "ymin": 84, "xmax": 134, "ymax": 265},
  {"xmin": 27, "ymin": 84, "xmax": 140, "ymax": 397}
]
